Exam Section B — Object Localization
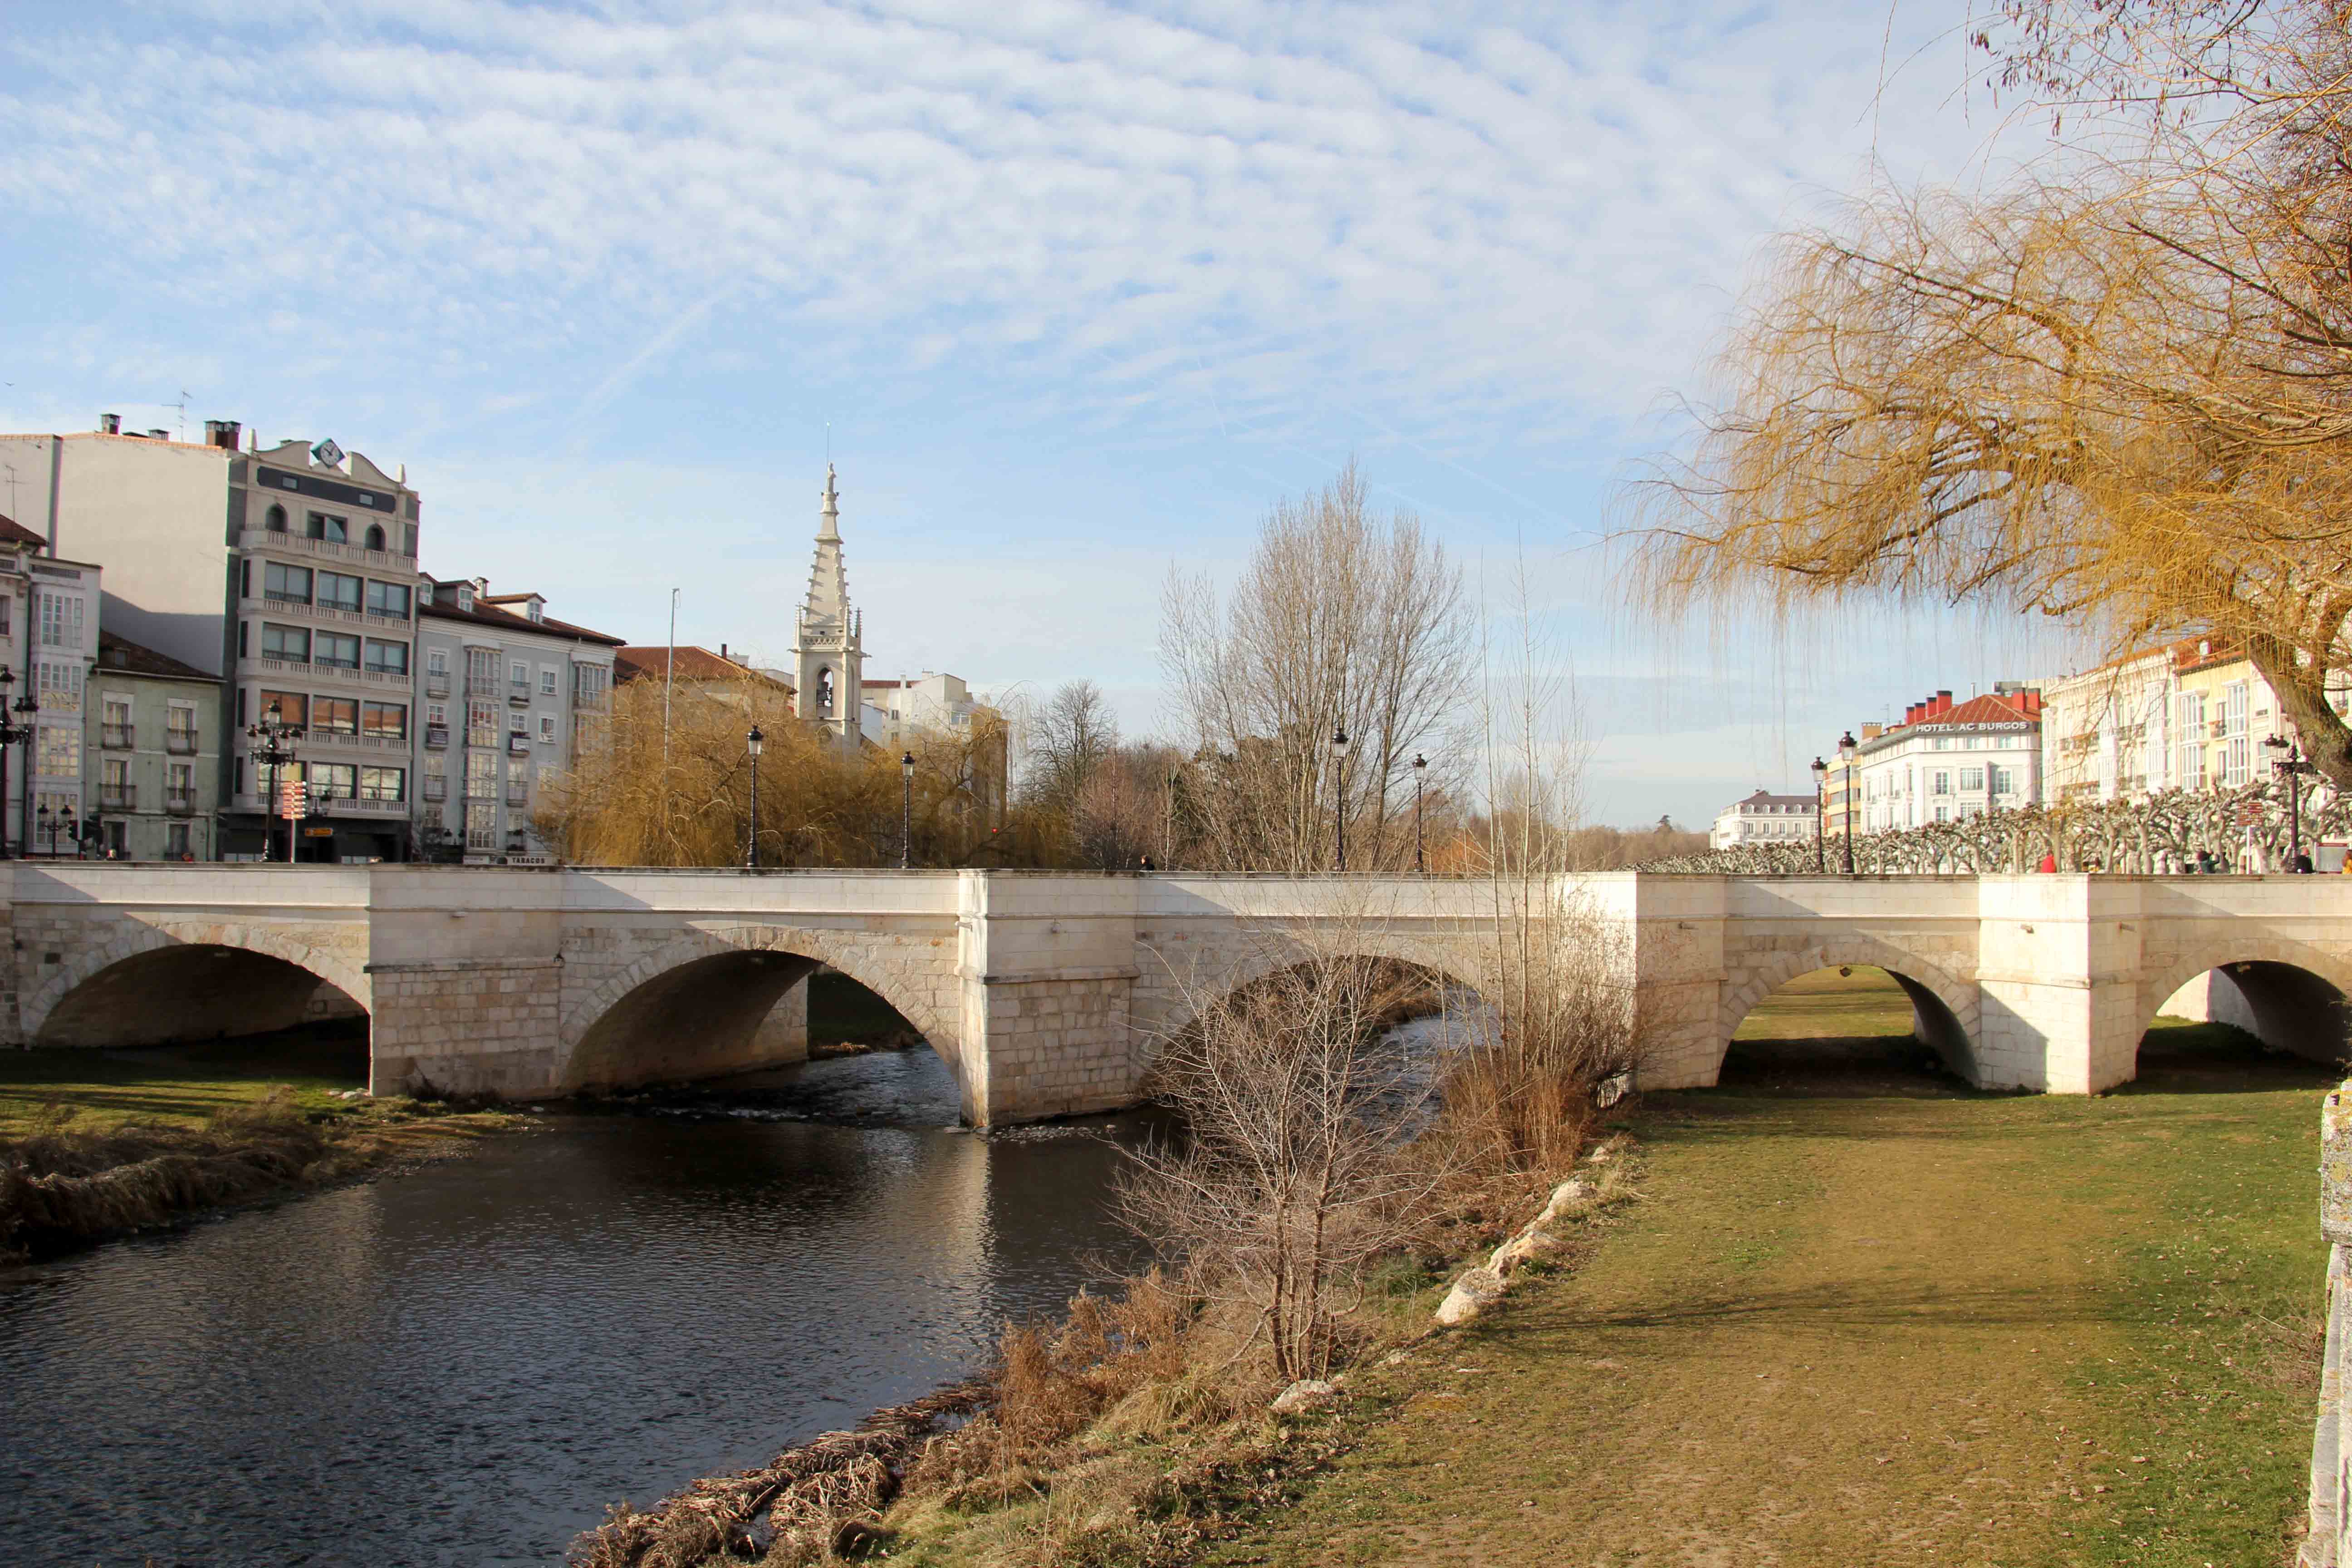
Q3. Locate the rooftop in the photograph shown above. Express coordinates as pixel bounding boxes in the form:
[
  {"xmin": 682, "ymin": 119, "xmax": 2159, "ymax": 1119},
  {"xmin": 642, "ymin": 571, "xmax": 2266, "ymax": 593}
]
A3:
[
  {"xmin": 0, "ymin": 513, "xmax": 47, "ymax": 551},
  {"xmin": 95, "ymin": 629, "xmax": 215, "ymax": 682},
  {"xmin": 615, "ymin": 646, "xmax": 796, "ymax": 693},
  {"xmin": 420, "ymin": 579, "xmax": 623, "ymax": 646}
]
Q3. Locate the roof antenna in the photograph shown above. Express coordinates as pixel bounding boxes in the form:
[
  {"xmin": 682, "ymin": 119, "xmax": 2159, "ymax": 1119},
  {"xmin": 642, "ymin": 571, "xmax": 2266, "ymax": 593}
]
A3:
[{"xmin": 175, "ymin": 390, "xmax": 190, "ymax": 443}]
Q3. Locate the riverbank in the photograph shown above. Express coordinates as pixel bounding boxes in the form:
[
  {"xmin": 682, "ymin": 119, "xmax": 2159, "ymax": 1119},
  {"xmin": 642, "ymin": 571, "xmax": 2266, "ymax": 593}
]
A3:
[
  {"xmin": 0, "ymin": 1024, "xmax": 519, "ymax": 1259},
  {"xmin": 1188, "ymin": 1029, "xmax": 2331, "ymax": 1565}
]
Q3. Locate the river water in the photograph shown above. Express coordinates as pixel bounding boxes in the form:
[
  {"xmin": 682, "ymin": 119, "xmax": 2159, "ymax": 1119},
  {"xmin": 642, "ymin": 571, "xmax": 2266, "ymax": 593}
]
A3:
[{"xmin": 0, "ymin": 1049, "xmax": 1148, "ymax": 1567}]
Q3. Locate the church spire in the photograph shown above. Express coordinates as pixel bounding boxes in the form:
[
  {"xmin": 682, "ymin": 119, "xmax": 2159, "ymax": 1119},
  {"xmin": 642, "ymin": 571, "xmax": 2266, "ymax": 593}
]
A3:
[{"xmin": 792, "ymin": 463, "xmax": 863, "ymax": 744}]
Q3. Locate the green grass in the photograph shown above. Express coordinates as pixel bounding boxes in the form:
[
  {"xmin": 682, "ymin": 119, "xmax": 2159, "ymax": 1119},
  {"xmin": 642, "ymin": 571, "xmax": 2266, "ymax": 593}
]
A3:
[
  {"xmin": 0, "ymin": 1023, "xmax": 369, "ymax": 1137},
  {"xmin": 1195, "ymin": 975, "xmax": 2333, "ymax": 1568}
]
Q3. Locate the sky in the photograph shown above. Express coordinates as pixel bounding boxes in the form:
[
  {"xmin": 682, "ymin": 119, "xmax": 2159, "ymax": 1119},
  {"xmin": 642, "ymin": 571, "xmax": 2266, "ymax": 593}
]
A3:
[{"xmin": 0, "ymin": 0, "xmax": 2087, "ymax": 827}]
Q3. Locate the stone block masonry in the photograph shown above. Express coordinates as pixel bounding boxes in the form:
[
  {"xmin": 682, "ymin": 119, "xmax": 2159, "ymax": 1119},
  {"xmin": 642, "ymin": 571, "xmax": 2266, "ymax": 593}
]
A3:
[{"xmin": 4, "ymin": 862, "xmax": 2352, "ymax": 1125}]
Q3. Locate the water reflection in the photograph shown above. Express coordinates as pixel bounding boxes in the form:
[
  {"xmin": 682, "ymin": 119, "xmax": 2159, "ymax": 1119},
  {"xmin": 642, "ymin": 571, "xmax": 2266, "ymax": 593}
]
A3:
[{"xmin": 0, "ymin": 1048, "xmax": 1144, "ymax": 1567}]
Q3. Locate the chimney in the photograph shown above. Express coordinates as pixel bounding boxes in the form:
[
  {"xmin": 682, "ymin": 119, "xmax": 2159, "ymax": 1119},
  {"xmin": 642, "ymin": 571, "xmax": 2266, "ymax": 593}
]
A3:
[
  {"xmin": 146, "ymin": 429, "xmax": 169, "ymax": 440},
  {"xmin": 98, "ymin": 413, "xmax": 120, "ymax": 435},
  {"xmin": 1936, "ymin": 689, "xmax": 1953, "ymax": 715},
  {"xmin": 205, "ymin": 419, "xmax": 242, "ymax": 451},
  {"xmin": 720, "ymin": 642, "xmax": 728, "ymax": 661},
  {"xmin": 1861, "ymin": 722, "xmax": 1883, "ymax": 741}
]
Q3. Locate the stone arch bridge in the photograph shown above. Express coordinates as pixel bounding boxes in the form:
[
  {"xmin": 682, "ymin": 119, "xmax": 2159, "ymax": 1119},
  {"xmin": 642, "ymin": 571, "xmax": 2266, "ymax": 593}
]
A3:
[{"xmin": 4, "ymin": 864, "xmax": 2347, "ymax": 1124}]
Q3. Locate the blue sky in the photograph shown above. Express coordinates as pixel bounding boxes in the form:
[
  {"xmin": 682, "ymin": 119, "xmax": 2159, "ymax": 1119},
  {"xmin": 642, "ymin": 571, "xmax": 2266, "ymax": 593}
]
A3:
[{"xmin": 0, "ymin": 0, "xmax": 2082, "ymax": 826}]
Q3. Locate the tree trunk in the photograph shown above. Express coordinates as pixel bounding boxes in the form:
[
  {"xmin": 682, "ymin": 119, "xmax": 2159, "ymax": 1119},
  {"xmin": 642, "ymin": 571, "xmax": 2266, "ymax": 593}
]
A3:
[{"xmin": 2246, "ymin": 634, "xmax": 2352, "ymax": 791}]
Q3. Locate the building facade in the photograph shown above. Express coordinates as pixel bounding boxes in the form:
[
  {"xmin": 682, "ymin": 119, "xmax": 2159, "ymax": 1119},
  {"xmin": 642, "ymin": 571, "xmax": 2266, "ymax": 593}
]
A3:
[
  {"xmin": 1709, "ymin": 789, "xmax": 1820, "ymax": 850},
  {"xmin": 25, "ymin": 552, "xmax": 103, "ymax": 857},
  {"xmin": 84, "ymin": 631, "xmax": 220, "ymax": 859},
  {"xmin": 790, "ymin": 466, "xmax": 863, "ymax": 749},
  {"xmin": 416, "ymin": 579, "xmax": 620, "ymax": 863},
  {"xmin": 1852, "ymin": 688, "xmax": 2045, "ymax": 831}
]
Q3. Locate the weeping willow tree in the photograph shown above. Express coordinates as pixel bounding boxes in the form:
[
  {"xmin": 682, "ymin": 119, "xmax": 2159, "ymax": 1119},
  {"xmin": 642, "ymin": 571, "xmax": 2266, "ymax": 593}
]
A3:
[
  {"xmin": 534, "ymin": 666, "xmax": 1013, "ymax": 867},
  {"xmin": 1626, "ymin": 0, "xmax": 2352, "ymax": 786}
]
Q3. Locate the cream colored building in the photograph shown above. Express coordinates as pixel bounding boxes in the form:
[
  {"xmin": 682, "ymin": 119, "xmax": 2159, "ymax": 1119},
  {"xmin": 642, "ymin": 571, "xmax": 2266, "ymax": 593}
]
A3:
[
  {"xmin": 2037, "ymin": 639, "xmax": 2339, "ymax": 804},
  {"xmin": 1709, "ymin": 789, "xmax": 1819, "ymax": 850},
  {"xmin": 1852, "ymin": 688, "xmax": 2045, "ymax": 829}
]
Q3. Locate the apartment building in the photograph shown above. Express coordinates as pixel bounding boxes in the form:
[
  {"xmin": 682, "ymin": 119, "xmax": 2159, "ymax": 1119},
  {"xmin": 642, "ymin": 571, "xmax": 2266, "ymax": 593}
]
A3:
[
  {"xmin": 0, "ymin": 415, "xmax": 419, "ymax": 859},
  {"xmin": 1709, "ymin": 789, "xmax": 1819, "ymax": 850},
  {"xmin": 1852, "ymin": 688, "xmax": 2046, "ymax": 830},
  {"xmin": 417, "ymin": 579, "xmax": 620, "ymax": 863},
  {"xmin": 23, "ymin": 551, "xmax": 103, "ymax": 856},
  {"xmin": 85, "ymin": 631, "xmax": 219, "ymax": 859},
  {"xmin": 2038, "ymin": 638, "xmax": 2340, "ymax": 803}
]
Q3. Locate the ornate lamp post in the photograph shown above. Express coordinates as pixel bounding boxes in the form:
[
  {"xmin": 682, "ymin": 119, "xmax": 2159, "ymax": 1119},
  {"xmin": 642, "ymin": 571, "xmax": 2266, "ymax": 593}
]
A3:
[
  {"xmin": 1810, "ymin": 755, "xmax": 1829, "ymax": 873},
  {"xmin": 2264, "ymin": 734, "xmax": 2320, "ymax": 869},
  {"xmin": 900, "ymin": 750, "xmax": 916, "ymax": 869},
  {"xmin": 13, "ymin": 679, "xmax": 36, "ymax": 857},
  {"xmin": 1330, "ymin": 723, "xmax": 1349, "ymax": 872},
  {"xmin": 39, "ymin": 802, "xmax": 77, "ymax": 858},
  {"xmin": 0, "ymin": 666, "xmax": 30, "ymax": 859},
  {"xmin": 1837, "ymin": 730, "xmax": 1858, "ymax": 874},
  {"xmin": 745, "ymin": 724, "xmax": 764, "ymax": 869},
  {"xmin": 1413, "ymin": 751, "xmax": 1428, "ymax": 874},
  {"xmin": 246, "ymin": 700, "xmax": 304, "ymax": 863}
]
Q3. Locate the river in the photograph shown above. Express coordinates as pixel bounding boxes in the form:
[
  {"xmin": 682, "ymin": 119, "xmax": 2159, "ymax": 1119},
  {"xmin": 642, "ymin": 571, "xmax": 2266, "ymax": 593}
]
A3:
[{"xmin": 0, "ymin": 1048, "xmax": 1149, "ymax": 1567}]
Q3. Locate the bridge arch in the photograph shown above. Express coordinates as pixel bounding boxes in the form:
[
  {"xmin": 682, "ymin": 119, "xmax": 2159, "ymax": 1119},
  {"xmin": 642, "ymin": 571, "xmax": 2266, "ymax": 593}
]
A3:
[
  {"xmin": 1137, "ymin": 929, "xmax": 1495, "ymax": 1055},
  {"xmin": 2138, "ymin": 940, "xmax": 2352, "ymax": 1068},
  {"xmin": 1718, "ymin": 942, "xmax": 1981, "ymax": 1084},
  {"xmin": 24, "ymin": 918, "xmax": 371, "ymax": 1048},
  {"xmin": 559, "ymin": 923, "xmax": 956, "ymax": 1094}
]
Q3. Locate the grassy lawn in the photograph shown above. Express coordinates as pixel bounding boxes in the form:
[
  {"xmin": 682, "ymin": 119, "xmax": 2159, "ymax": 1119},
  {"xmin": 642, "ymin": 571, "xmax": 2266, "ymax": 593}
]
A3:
[
  {"xmin": 0, "ymin": 1023, "xmax": 369, "ymax": 1137},
  {"xmin": 1205, "ymin": 968, "xmax": 2333, "ymax": 1567}
]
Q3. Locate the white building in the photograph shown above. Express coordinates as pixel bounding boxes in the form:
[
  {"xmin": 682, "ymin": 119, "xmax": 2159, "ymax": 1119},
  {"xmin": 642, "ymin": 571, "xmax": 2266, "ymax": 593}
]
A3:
[
  {"xmin": 1852, "ymin": 688, "xmax": 2045, "ymax": 830},
  {"xmin": 416, "ymin": 579, "xmax": 620, "ymax": 863},
  {"xmin": 1710, "ymin": 789, "xmax": 1819, "ymax": 849},
  {"xmin": 2038, "ymin": 640, "xmax": 2342, "ymax": 805}
]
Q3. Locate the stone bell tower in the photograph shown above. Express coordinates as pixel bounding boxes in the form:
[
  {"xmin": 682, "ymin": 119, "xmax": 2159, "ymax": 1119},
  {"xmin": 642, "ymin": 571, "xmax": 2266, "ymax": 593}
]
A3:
[{"xmin": 791, "ymin": 464, "xmax": 863, "ymax": 747}]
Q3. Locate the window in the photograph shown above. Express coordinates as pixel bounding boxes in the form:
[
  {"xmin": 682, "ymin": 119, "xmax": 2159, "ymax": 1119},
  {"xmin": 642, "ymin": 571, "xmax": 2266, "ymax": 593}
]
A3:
[
  {"xmin": 364, "ymin": 702, "xmax": 407, "ymax": 740},
  {"xmin": 38, "ymin": 591, "xmax": 83, "ymax": 649},
  {"xmin": 1960, "ymin": 767, "xmax": 1984, "ymax": 791},
  {"xmin": 363, "ymin": 524, "xmax": 386, "ymax": 552},
  {"xmin": 100, "ymin": 757, "xmax": 128, "ymax": 790},
  {"xmin": 1932, "ymin": 737, "xmax": 1950, "ymax": 751},
  {"xmin": 314, "ymin": 632, "xmax": 360, "ymax": 670},
  {"xmin": 265, "ymin": 503, "xmax": 288, "ymax": 533},
  {"xmin": 402, "ymin": 523, "xmax": 418, "ymax": 557},
  {"xmin": 1990, "ymin": 765, "xmax": 2013, "ymax": 796},
  {"xmin": 365, "ymin": 639, "xmax": 409, "ymax": 677},
  {"xmin": 167, "ymin": 760, "xmax": 193, "ymax": 797},
  {"xmin": 264, "ymin": 563, "xmax": 312, "ymax": 604},
  {"xmin": 314, "ymin": 698, "xmax": 359, "ymax": 736},
  {"xmin": 1932, "ymin": 771, "xmax": 1952, "ymax": 795},
  {"xmin": 572, "ymin": 663, "xmax": 609, "ymax": 711},
  {"xmin": 261, "ymin": 624, "xmax": 311, "ymax": 663},
  {"xmin": 539, "ymin": 665, "xmax": 558, "ymax": 695},
  {"xmin": 2176, "ymin": 691, "xmax": 2208, "ymax": 789},
  {"xmin": 510, "ymin": 660, "xmax": 529, "ymax": 687},
  {"xmin": 367, "ymin": 581, "xmax": 411, "ymax": 619},
  {"xmin": 465, "ymin": 801, "xmax": 496, "ymax": 850},
  {"xmin": 426, "ymin": 701, "xmax": 446, "ymax": 728},
  {"xmin": 466, "ymin": 647, "xmax": 497, "ymax": 691},
  {"xmin": 167, "ymin": 705, "xmax": 197, "ymax": 752},
  {"xmin": 359, "ymin": 765, "xmax": 403, "ymax": 802},
  {"xmin": 309, "ymin": 762, "xmax": 357, "ymax": 799},
  {"xmin": 165, "ymin": 822, "xmax": 191, "ymax": 858},
  {"xmin": 36, "ymin": 725, "xmax": 77, "ymax": 777},
  {"xmin": 260, "ymin": 691, "xmax": 308, "ymax": 728},
  {"xmin": 467, "ymin": 701, "xmax": 497, "ymax": 748},
  {"xmin": 539, "ymin": 714, "xmax": 556, "ymax": 743},
  {"xmin": 316, "ymin": 570, "xmax": 363, "ymax": 612},
  {"xmin": 36, "ymin": 660, "xmax": 80, "ymax": 713},
  {"xmin": 2224, "ymin": 681, "xmax": 2251, "ymax": 786},
  {"xmin": 508, "ymin": 708, "xmax": 528, "ymax": 739},
  {"xmin": 305, "ymin": 512, "xmax": 348, "ymax": 543},
  {"xmin": 427, "ymin": 647, "xmax": 448, "ymax": 675},
  {"xmin": 465, "ymin": 750, "xmax": 497, "ymax": 797},
  {"xmin": 101, "ymin": 695, "xmax": 131, "ymax": 748}
]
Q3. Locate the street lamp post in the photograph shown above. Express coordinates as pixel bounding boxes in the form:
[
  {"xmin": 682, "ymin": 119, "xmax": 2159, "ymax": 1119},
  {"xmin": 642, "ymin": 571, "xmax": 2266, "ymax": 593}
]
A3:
[
  {"xmin": 39, "ymin": 802, "xmax": 77, "ymax": 858},
  {"xmin": 246, "ymin": 700, "xmax": 303, "ymax": 863},
  {"xmin": 0, "ymin": 666, "xmax": 29, "ymax": 859},
  {"xmin": 1330, "ymin": 724, "xmax": 1349, "ymax": 872},
  {"xmin": 1837, "ymin": 730, "xmax": 1858, "ymax": 874},
  {"xmin": 745, "ymin": 724, "xmax": 764, "ymax": 869},
  {"xmin": 1413, "ymin": 752, "xmax": 1428, "ymax": 874},
  {"xmin": 1809, "ymin": 755, "xmax": 1828, "ymax": 873},
  {"xmin": 2265, "ymin": 734, "xmax": 2320, "ymax": 869},
  {"xmin": 14, "ymin": 681, "xmax": 36, "ymax": 858},
  {"xmin": 900, "ymin": 750, "xmax": 915, "ymax": 870}
]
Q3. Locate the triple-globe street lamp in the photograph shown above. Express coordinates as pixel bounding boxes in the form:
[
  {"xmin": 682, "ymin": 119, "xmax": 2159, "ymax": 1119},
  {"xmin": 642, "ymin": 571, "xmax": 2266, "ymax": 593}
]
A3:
[
  {"xmin": 2264, "ymin": 733, "xmax": 2320, "ymax": 870},
  {"xmin": 246, "ymin": 700, "xmax": 304, "ymax": 863}
]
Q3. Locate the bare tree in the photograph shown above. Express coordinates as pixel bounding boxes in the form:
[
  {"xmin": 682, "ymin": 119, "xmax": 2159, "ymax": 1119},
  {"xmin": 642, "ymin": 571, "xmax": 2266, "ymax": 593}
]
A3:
[
  {"xmin": 1163, "ymin": 461, "xmax": 1474, "ymax": 871},
  {"xmin": 1123, "ymin": 931, "xmax": 1446, "ymax": 1382}
]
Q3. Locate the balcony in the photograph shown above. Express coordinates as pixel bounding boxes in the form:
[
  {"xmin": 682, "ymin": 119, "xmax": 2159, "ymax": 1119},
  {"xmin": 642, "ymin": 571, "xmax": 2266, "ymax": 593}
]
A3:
[
  {"xmin": 424, "ymin": 725, "xmax": 450, "ymax": 750},
  {"xmin": 422, "ymin": 778, "xmax": 448, "ymax": 802},
  {"xmin": 507, "ymin": 735, "xmax": 531, "ymax": 755},
  {"xmin": 166, "ymin": 730, "xmax": 197, "ymax": 755},
  {"xmin": 425, "ymin": 674, "xmax": 451, "ymax": 699},
  {"xmin": 509, "ymin": 680, "xmax": 533, "ymax": 706},
  {"xmin": 99, "ymin": 785, "xmax": 135, "ymax": 811},
  {"xmin": 100, "ymin": 724, "xmax": 132, "ymax": 750},
  {"xmin": 237, "ymin": 526, "xmax": 409, "ymax": 571},
  {"xmin": 166, "ymin": 790, "xmax": 196, "ymax": 816},
  {"xmin": 505, "ymin": 786, "xmax": 529, "ymax": 808},
  {"xmin": 466, "ymin": 678, "xmax": 501, "ymax": 700}
]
